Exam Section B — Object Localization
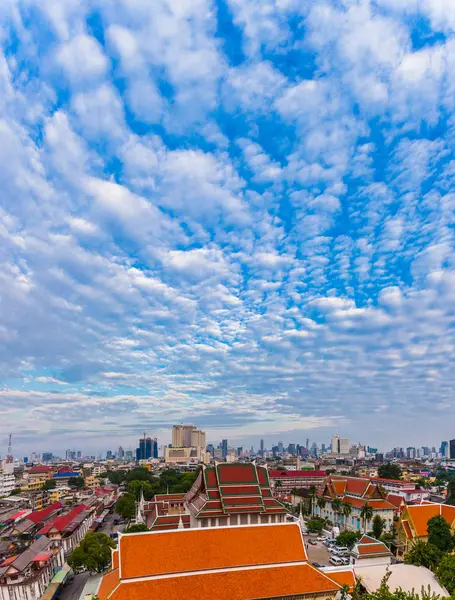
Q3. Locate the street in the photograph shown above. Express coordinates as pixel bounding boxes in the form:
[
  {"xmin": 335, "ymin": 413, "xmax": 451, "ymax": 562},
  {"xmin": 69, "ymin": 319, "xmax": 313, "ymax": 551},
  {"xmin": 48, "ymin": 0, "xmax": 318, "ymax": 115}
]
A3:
[
  {"xmin": 99, "ymin": 511, "xmax": 119, "ymax": 536},
  {"xmin": 59, "ymin": 572, "xmax": 90, "ymax": 600}
]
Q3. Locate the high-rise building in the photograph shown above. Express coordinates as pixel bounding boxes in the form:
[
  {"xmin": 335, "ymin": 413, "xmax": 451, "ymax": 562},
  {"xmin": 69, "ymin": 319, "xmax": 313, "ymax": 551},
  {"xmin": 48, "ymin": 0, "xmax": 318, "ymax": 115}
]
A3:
[
  {"xmin": 118, "ymin": 446, "xmax": 125, "ymax": 460},
  {"xmin": 406, "ymin": 447, "xmax": 416, "ymax": 459},
  {"xmin": 221, "ymin": 439, "xmax": 228, "ymax": 460},
  {"xmin": 321, "ymin": 444, "xmax": 326, "ymax": 453},
  {"xmin": 125, "ymin": 450, "xmax": 133, "ymax": 460},
  {"xmin": 207, "ymin": 444, "xmax": 215, "ymax": 456},
  {"xmin": 306, "ymin": 438, "xmax": 310, "ymax": 450},
  {"xmin": 136, "ymin": 436, "xmax": 158, "ymax": 460},
  {"xmin": 440, "ymin": 441, "xmax": 448, "ymax": 457},
  {"xmin": 106, "ymin": 450, "xmax": 113, "ymax": 459},
  {"xmin": 172, "ymin": 425, "xmax": 184, "ymax": 448},
  {"xmin": 331, "ymin": 435, "xmax": 349, "ymax": 455},
  {"xmin": 287, "ymin": 443, "xmax": 296, "ymax": 455},
  {"xmin": 450, "ymin": 440, "xmax": 455, "ymax": 460},
  {"xmin": 278, "ymin": 441, "xmax": 284, "ymax": 453},
  {"xmin": 76, "ymin": 451, "xmax": 82, "ymax": 459},
  {"xmin": 260, "ymin": 439, "xmax": 264, "ymax": 456}
]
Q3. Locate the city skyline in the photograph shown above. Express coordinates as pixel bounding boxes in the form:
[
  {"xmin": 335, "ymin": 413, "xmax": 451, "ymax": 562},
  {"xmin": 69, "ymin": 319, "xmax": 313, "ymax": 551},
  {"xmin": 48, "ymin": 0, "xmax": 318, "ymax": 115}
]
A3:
[{"xmin": 3, "ymin": 2, "xmax": 455, "ymax": 451}]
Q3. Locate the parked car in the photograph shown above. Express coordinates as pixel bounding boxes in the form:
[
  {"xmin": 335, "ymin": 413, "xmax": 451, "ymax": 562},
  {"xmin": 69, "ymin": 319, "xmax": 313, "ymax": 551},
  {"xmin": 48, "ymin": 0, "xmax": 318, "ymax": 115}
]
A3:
[
  {"xmin": 335, "ymin": 546, "xmax": 349, "ymax": 554},
  {"xmin": 324, "ymin": 539, "xmax": 336, "ymax": 547},
  {"xmin": 317, "ymin": 535, "xmax": 327, "ymax": 541},
  {"xmin": 341, "ymin": 557, "xmax": 350, "ymax": 565},
  {"xmin": 329, "ymin": 556, "xmax": 344, "ymax": 566},
  {"xmin": 312, "ymin": 562, "xmax": 323, "ymax": 568},
  {"xmin": 308, "ymin": 539, "xmax": 318, "ymax": 545}
]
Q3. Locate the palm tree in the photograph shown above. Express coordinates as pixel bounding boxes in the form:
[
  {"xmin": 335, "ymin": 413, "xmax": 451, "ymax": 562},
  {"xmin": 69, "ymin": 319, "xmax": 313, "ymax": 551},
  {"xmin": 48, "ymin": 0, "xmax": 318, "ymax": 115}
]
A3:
[
  {"xmin": 360, "ymin": 502, "xmax": 374, "ymax": 532},
  {"xmin": 332, "ymin": 497, "xmax": 342, "ymax": 525},
  {"xmin": 342, "ymin": 501, "xmax": 353, "ymax": 530},
  {"xmin": 317, "ymin": 496, "xmax": 326, "ymax": 517},
  {"xmin": 308, "ymin": 486, "xmax": 317, "ymax": 517}
]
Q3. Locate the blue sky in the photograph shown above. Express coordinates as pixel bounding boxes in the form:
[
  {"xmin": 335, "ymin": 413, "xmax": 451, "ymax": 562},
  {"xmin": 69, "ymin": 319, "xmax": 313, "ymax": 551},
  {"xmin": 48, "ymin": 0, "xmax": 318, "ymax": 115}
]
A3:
[{"xmin": 1, "ymin": 0, "xmax": 455, "ymax": 456}]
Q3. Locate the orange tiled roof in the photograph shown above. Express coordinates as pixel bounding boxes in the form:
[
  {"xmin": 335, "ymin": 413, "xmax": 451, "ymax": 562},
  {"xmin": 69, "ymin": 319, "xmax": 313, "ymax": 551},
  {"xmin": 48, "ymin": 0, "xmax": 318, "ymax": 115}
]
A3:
[
  {"xmin": 406, "ymin": 505, "xmax": 445, "ymax": 537},
  {"xmin": 327, "ymin": 569, "xmax": 356, "ymax": 592},
  {"xmin": 119, "ymin": 523, "xmax": 307, "ymax": 579},
  {"xmin": 102, "ymin": 563, "xmax": 340, "ymax": 600},
  {"xmin": 441, "ymin": 505, "xmax": 455, "ymax": 523},
  {"xmin": 112, "ymin": 550, "xmax": 118, "ymax": 570},
  {"xmin": 341, "ymin": 496, "xmax": 394, "ymax": 510},
  {"xmin": 387, "ymin": 494, "xmax": 405, "ymax": 508},
  {"xmin": 358, "ymin": 543, "xmax": 390, "ymax": 555},
  {"xmin": 98, "ymin": 568, "xmax": 119, "ymax": 599}
]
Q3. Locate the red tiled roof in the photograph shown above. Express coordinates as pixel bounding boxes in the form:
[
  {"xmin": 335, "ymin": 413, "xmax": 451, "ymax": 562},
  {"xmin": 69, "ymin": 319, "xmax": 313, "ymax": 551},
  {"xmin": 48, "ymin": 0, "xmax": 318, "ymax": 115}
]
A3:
[
  {"xmin": 27, "ymin": 503, "xmax": 63, "ymax": 524},
  {"xmin": 102, "ymin": 563, "xmax": 341, "ymax": 600},
  {"xmin": 32, "ymin": 553, "xmax": 52, "ymax": 562},
  {"xmin": 387, "ymin": 494, "xmax": 405, "ymax": 508},
  {"xmin": 28, "ymin": 466, "xmax": 54, "ymax": 474},
  {"xmin": 269, "ymin": 470, "xmax": 327, "ymax": 478},
  {"xmin": 119, "ymin": 523, "xmax": 307, "ymax": 580},
  {"xmin": 216, "ymin": 464, "xmax": 259, "ymax": 485},
  {"xmin": 38, "ymin": 505, "xmax": 88, "ymax": 535},
  {"xmin": 8, "ymin": 510, "xmax": 30, "ymax": 522},
  {"xmin": 358, "ymin": 543, "xmax": 390, "ymax": 555},
  {"xmin": 0, "ymin": 555, "xmax": 18, "ymax": 566}
]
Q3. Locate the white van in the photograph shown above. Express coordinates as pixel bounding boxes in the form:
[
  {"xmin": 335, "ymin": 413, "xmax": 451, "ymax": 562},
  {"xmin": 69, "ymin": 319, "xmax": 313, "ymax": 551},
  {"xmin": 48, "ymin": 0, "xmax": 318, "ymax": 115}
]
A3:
[{"xmin": 329, "ymin": 556, "xmax": 344, "ymax": 566}]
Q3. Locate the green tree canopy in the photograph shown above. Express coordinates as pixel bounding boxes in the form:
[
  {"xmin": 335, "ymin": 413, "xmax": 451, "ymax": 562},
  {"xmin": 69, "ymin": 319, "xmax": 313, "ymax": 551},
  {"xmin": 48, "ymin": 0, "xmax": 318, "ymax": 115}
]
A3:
[
  {"xmin": 123, "ymin": 523, "xmax": 149, "ymax": 534},
  {"xmin": 377, "ymin": 463, "xmax": 402, "ymax": 480},
  {"xmin": 42, "ymin": 479, "xmax": 56, "ymax": 491},
  {"xmin": 68, "ymin": 476, "xmax": 85, "ymax": 489},
  {"xmin": 125, "ymin": 467, "xmax": 151, "ymax": 482},
  {"xmin": 105, "ymin": 470, "xmax": 127, "ymax": 485},
  {"xmin": 307, "ymin": 517, "xmax": 326, "ymax": 533},
  {"xmin": 372, "ymin": 515, "xmax": 385, "ymax": 539},
  {"xmin": 446, "ymin": 478, "xmax": 455, "ymax": 506},
  {"xmin": 427, "ymin": 515, "xmax": 455, "ymax": 553},
  {"xmin": 404, "ymin": 541, "xmax": 442, "ymax": 570},
  {"xmin": 67, "ymin": 532, "xmax": 115, "ymax": 574},
  {"xmin": 128, "ymin": 480, "xmax": 153, "ymax": 499},
  {"xmin": 115, "ymin": 492, "xmax": 136, "ymax": 520},
  {"xmin": 336, "ymin": 530, "xmax": 361, "ymax": 549},
  {"xmin": 435, "ymin": 553, "xmax": 455, "ymax": 595}
]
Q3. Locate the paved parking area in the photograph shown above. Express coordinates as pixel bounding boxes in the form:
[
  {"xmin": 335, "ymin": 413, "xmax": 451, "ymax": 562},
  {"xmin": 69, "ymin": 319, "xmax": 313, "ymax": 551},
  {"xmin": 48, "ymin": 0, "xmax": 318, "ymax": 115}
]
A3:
[{"xmin": 303, "ymin": 537, "xmax": 332, "ymax": 566}]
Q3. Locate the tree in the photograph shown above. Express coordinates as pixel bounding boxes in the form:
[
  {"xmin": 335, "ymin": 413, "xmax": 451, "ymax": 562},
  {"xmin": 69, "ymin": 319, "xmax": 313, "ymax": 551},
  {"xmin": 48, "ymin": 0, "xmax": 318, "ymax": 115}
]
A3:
[
  {"xmin": 10, "ymin": 488, "xmax": 23, "ymax": 495},
  {"xmin": 372, "ymin": 515, "xmax": 385, "ymax": 540},
  {"xmin": 377, "ymin": 463, "xmax": 402, "ymax": 480},
  {"xmin": 435, "ymin": 554, "xmax": 455, "ymax": 594},
  {"xmin": 125, "ymin": 468, "xmax": 151, "ymax": 483},
  {"xmin": 317, "ymin": 497, "xmax": 326, "ymax": 510},
  {"xmin": 336, "ymin": 530, "xmax": 361, "ymax": 549},
  {"xmin": 128, "ymin": 480, "xmax": 153, "ymax": 500},
  {"xmin": 405, "ymin": 541, "xmax": 442, "ymax": 570},
  {"xmin": 123, "ymin": 523, "xmax": 148, "ymax": 534},
  {"xmin": 360, "ymin": 503, "xmax": 373, "ymax": 532},
  {"xmin": 68, "ymin": 476, "xmax": 85, "ymax": 489},
  {"xmin": 105, "ymin": 470, "xmax": 127, "ymax": 485},
  {"xmin": 307, "ymin": 517, "xmax": 326, "ymax": 533},
  {"xmin": 446, "ymin": 478, "xmax": 455, "ymax": 506},
  {"xmin": 427, "ymin": 515, "xmax": 455, "ymax": 553},
  {"xmin": 308, "ymin": 486, "xmax": 317, "ymax": 517},
  {"xmin": 42, "ymin": 480, "xmax": 56, "ymax": 491},
  {"xmin": 354, "ymin": 571, "xmax": 447, "ymax": 600},
  {"xmin": 68, "ymin": 532, "xmax": 116, "ymax": 574},
  {"xmin": 332, "ymin": 497, "xmax": 342, "ymax": 523},
  {"xmin": 342, "ymin": 502, "xmax": 353, "ymax": 529},
  {"xmin": 115, "ymin": 492, "xmax": 136, "ymax": 520}
]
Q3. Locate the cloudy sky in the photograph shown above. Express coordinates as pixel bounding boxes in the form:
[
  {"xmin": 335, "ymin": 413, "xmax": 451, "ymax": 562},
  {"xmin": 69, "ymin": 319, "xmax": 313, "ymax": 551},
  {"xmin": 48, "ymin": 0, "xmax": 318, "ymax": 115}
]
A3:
[{"xmin": 1, "ymin": 0, "xmax": 455, "ymax": 456}]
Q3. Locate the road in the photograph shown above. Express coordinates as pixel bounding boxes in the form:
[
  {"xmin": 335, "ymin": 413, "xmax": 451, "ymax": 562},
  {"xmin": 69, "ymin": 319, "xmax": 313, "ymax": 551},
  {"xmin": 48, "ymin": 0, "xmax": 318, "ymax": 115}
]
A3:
[
  {"xmin": 304, "ymin": 536, "xmax": 332, "ymax": 566},
  {"xmin": 99, "ymin": 511, "xmax": 120, "ymax": 536},
  {"xmin": 59, "ymin": 572, "xmax": 90, "ymax": 600}
]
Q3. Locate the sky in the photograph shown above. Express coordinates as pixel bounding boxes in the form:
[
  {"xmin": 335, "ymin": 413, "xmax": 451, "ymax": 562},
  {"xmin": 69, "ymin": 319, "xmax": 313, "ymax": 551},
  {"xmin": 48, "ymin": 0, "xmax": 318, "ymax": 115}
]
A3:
[{"xmin": 2, "ymin": 0, "xmax": 455, "ymax": 456}]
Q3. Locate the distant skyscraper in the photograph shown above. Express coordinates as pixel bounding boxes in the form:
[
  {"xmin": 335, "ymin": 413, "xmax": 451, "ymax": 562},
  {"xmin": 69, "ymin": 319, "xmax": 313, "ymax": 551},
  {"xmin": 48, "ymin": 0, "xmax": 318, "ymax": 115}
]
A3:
[
  {"xmin": 260, "ymin": 439, "xmax": 264, "ymax": 456},
  {"xmin": 450, "ymin": 440, "xmax": 455, "ymax": 460},
  {"xmin": 136, "ymin": 436, "xmax": 158, "ymax": 460},
  {"xmin": 76, "ymin": 451, "xmax": 82, "ymax": 459},
  {"xmin": 221, "ymin": 439, "xmax": 228, "ymax": 459},
  {"xmin": 125, "ymin": 450, "xmax": 133, "ymax": 460},
  {"xmin": 42, "ymin": 452, "xmax": 53, "ymax": 462},
  {"xmin": 278, "ymin": 441, "xmax": 284, "ymax": 453},
  {"xmin": 331, "ymin": 435, "xmax": 349, "ymax": 455},
  {"xmin": 106, "ymin": 450, "xmax": 113, "ymax": 459},
  {"xmin": 306, "ymin": 438, "xmax": 309, "ymax": 449},
  {"xmin": 118, "ymin": 446, "xmax": 125, "ymax": 459},
  {"xmin": 440, "ymin": 441, "xmax": 448, "ymax": 457},
  {"xmin": 287, "ymin": 443, "xmax": 296, "ymax": 455},
  {"xmin": 207, "ymin": 444, "xmax": 215, "ymax": 456},
  {"xmin": 321, "ymin": 444, "xmax": 326, "ymax": 453}
]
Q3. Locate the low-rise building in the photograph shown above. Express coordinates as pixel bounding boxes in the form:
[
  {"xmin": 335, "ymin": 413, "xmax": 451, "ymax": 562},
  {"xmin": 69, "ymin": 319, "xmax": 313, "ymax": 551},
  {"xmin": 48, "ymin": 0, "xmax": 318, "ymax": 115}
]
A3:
[
  {"xmin": 269, "ymin": 469, "xmax": 327, "ymax": 492},
  {"xmin": 350, "ymin": 535, "xmax": 392, "ymax": 567},
  {"xmin": 314, "ymin": 476, "xmax": 395, "ymax": 532},
  {"xmin": 0, "ymin": 536, "xmax": 64, "ymax": 600},
  {"xmin": 37, "ymin": 504, "xmax": 95, "ymax": 555}
]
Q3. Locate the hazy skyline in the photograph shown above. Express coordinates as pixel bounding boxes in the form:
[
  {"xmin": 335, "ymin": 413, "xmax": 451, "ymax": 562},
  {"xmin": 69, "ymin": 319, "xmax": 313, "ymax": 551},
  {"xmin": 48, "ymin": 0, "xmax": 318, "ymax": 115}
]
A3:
[{"xmin": 2, "ymin": 1, "xmax": 455, "ymax": 455}]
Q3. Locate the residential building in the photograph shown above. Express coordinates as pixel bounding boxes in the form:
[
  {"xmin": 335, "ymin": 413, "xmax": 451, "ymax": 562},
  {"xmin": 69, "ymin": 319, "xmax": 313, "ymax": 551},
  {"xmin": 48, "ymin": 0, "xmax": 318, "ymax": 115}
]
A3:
[
  {"xmin": 171, "ymin": 425, "xmax": 206, "ymax": 461},
  {"xmin": 314, "ymin": 476, "xmax": 395, "ymax": 532},
  {"xmin": 37, "ymin": 504, "xmax": 95, "ymax": 555},
  {"xmin": 269, "ymin": 469, "xmax": 327, "ymax": 492},
  {"xmin": 397, "ymin": 503, "xmax": 455, "ymax": 554},
  {"xmin": 96, "ymin": 523, "xmax": 352, "ymax": 600},
  {"xmin": 0, "ymin": 472, "xmax": 15, "ymax": 497},
  {"xmin": 52, "ymin": 467, "xmax": 81, "ymax": 487},
  {"xmin": 143, "ymin": 463, "xmax": 287, "ymax": 530},
  {"xmin": 10, "ymin": 503, "xmax": 63, "ymax": 537},
  {"xmin": 331, "ymin": 435, "xmax": 349, "ymax": 455},
  {"xmin": 164, "ymin": 447, "xmax": 199, "ymax": 465},
  {"xmin": 0, "ymin": 536, "xmax": 65, "ymax": 600}
]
